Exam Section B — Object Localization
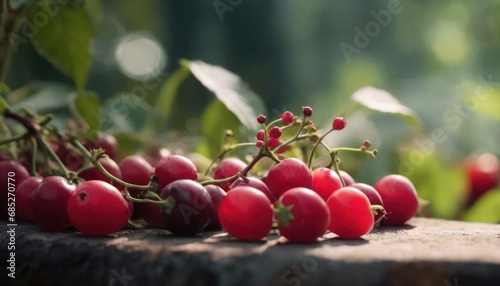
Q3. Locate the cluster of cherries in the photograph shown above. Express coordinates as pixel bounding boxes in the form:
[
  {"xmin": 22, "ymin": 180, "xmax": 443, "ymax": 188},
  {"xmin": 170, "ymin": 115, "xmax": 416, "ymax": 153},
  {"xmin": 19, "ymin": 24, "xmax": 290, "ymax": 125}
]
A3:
[{"xmin": 0, "ymin": 106, "xmax": 419, "ymax": 242}]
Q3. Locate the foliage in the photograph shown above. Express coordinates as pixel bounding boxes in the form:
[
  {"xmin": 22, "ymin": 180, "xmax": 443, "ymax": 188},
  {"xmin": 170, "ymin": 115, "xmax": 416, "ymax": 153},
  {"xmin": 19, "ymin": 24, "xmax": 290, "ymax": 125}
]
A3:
[{"xmin": 1, "ymin": 0, "xmax": 499, "ymax": 224}]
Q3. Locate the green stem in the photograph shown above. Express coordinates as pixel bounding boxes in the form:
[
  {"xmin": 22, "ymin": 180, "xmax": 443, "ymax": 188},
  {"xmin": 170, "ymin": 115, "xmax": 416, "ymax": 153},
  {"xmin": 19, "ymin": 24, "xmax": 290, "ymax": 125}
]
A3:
[
  {"xmin": 124, "ymin": 187, "xmax": 174, "ymax": 211},
  {"xmin": 240, "ymin": 149, "xmax": 266, "ymax": 176},
  {"xmin": 330, "ymin": 151, "xmax": 345, "ymax": 188},
  {"xmin": 307, "ymin": 129, "xmax": 334, "ymax": 169},
  {"xmin": 273, "ymin": 116, "xmax": 309, "ymax": 152},
  {"xmin": 204, "ymin": 142, "xmax": 257, "ymax": 176},
  {"xmin": 72, "ymin": 138, "xmax": 151, "ymax": 191},
  {"xmin": 329, "ymin": 147, "xmax": 378, "ymax": 158},
  {"xmin": 40, "ymin": 137, "xmax": 70, "ymax": 179},
  {"xmin": 0, "ymin": 132, "xmax": 27, "ymax": 145}
]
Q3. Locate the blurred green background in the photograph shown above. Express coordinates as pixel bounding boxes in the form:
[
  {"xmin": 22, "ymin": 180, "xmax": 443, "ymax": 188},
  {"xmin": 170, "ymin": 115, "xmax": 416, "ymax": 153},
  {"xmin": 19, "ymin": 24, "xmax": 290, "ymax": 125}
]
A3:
[{"xmin": 3, "ymin": 0, "xmax": 500, "ymax": 222}]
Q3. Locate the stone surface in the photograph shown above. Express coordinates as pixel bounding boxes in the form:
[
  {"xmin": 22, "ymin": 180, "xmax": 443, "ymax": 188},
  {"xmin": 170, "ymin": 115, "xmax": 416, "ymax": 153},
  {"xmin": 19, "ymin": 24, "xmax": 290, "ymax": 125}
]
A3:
[{"xmin": 1, "ymin": 218, "xmax": 500, "ymax": 286}]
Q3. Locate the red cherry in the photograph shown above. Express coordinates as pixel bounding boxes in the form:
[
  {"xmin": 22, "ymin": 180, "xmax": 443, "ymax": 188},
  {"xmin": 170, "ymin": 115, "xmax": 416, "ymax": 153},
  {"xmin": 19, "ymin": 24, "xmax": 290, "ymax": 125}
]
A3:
[
  {"xmin": 119, "ymin": 155, "xmax": 153, "ymax": 196},
  {"xmin": 155, "ymin": 155, "xmax": 198, "ymax": 189},
  {"xmin": 326, "ymin": 187, "xmax": 374, "ymax": 239},
  {"xmin": 350, "ymin": 183, "xmax": 384, "ymax": 221},
  {"xmin": 339, "ymin": 170, "xmax": 355, "ymax": 186},
  {"xmin": 137, "ymin": 194, "xmax": 166, "ymax": 228},
  {"xmin": 466, "ymin": 153, "xmax": 500, "ymax": 202},
  {"xmin": 276, "ymin": 187, "xmax": 330, "ymax": 243},
  {"xmin": 54, "ymin": 143, "xmax": 84, "ymax": 171},
  {"xmin": 213, "ymin": 158, "xmax": 246, "ymax": 191},
  {"xmin": 218, "ymin": 186, "xmax": 273, "ymax": 241},
  {"xmin": 160, "ymin": 179, "xmax": 213, "ymax": 235},
  {"xmin": 1, "ymin": 161, "xmax": 30, "ymax": 218},
  {"xmin": 79, "ymin": 157, "xmax": 123, "ymax": 188},
  {"xmin": 144, "ymin": 147, "xmax": 171, "ymax": 168},
  {"xmin": 84, "ymin": 133, "xmax": 117, "ymax": 159},
  {"xmin": 32, "ymin": 176, "xmax": 76, "ymax": 231},
  {"xmin": 266, "ymin": 158, "xmax": 312, "ymax": 199},
  {"xmin": 311, "ymin": 167, "xmax": 342, "ymax": 201},
  {"xmin": 281, "ymin": 111, "xmax": 294, "ymax": 125},
  {"xmin": 374, "ymin": 174, "xmax": 418, "ymax": 225},
  {"xmin": 231, "ymin": 176, "xmax": 275, "ymax": 202},
  {"xmin": 16, "ymin": 176, "xmax": 43, "ymax": 222},
  {"xmin": 68, "ymin": 180, "xmax": 130, "ymax": 236},
  {"xmin": 204, "ymin": 184, "xmax": 227, "ymax": 230},
  {"xmin": 332, "ymin": 117, "xmax": 347, "ymax": 130}
]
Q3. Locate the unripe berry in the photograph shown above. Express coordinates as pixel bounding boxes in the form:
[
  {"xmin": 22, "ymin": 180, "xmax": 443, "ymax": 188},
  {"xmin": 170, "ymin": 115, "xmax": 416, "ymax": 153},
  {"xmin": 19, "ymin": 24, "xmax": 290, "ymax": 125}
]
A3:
[
  {"xmin": 302, "ymin": 106, "xmax": 313, "ymax": 117},
  {"xmin": 268, "ymin": 126, "xmax": 282, "ymax": 139},
  {"xmin": 332, "ymin": 117, "xmax": 347, "ymax": 130},
  {"xmin": 281, "ymin": 111, "xmax": 294, "ymax": 125},
  {"xmin": 257, "ymin": 114, "xmax": 267, "ymax": 124}
]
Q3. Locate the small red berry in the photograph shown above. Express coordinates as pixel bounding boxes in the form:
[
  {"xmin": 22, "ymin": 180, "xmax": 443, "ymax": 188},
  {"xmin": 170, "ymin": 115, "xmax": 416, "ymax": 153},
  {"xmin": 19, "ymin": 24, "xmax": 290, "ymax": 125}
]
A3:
[
  {"xmin": 268, "ymin": 126, "xmax": 282, "ymax": 139},
  {"xmin": 256, "ymin": 130, "xmax": 265, "ymax": 141},
  {"xmin": 281, "ymin": 111, "xmax": 294, "ymax": 125},
  {"xmin": 302, "ymin": 106, "xmax": 313, "ymax": 117},
  {"xmin": 332, "ymin": 117, "xmax": 347, "ymax": 130},
  {"xmin": 256, "ymin": 140, "xmax": 264, "ymax": 148},
  {"xmin": 257, "ymin": 114, "xmax": 267, "ymax": 124}
]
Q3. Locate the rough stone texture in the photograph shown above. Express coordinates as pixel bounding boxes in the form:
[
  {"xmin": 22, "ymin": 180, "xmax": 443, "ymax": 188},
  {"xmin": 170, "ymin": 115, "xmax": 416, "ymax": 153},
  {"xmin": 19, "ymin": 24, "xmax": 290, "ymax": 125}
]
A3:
[{"xmin": 1, "ymin": 218, "xmax": 499, "ymax": 286}]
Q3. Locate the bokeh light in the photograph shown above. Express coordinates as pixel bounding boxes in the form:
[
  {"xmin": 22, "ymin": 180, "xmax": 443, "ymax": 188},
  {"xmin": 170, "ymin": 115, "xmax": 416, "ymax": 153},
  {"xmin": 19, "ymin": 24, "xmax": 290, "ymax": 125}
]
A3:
[{"xmin": 115, "ymin": 32, "xmax": 167, "ymax": 81}]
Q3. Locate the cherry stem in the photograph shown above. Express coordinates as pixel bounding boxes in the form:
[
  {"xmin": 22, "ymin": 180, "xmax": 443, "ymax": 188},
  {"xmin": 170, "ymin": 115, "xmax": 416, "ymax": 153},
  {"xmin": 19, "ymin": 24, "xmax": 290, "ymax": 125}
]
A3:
[
  {"xmin": 72, "ymin": 138, "xmax": 152, "ymax": 191},
  {"xmin": 274, "ymin": 116, "xmax": 309, "ymax": 152},
  {"xmin": 330, "ymin": 151, "xmax": 346, "ymax": 187},
  {"xmin": 0, "ymin": 132, "xmax": 27, "ymax": 145},
  {"xmin": 200, "ymin": 147, "xmax": 267, "ymax": 186},
  {"xmin": 329, "ymin": 147, "xmax": 378, "ymax": 157},
  {"xmin": 204, "ymin": 142, "xmax": 257, "ymax": 176},
  {"xmin": 124, "ymin": 187, "xmax": 174, "ymax": 212},
  {"xmin": 3, "ymin": 109, "xmax": 42, "ymax": 138},
  {"xmin": 39, "ymin": 137, "xmax": 70, "ymax": 180},
  {"xmin": 261, "ymin": 123, "xmax": 281, "ymax": 164},
  {"xmin": 371, "ymin": 204, "xmax": 386, "ymax": 227},
  {"xmin": 307, "ymin": 128, "xmax": 334, "ymax": 169}
]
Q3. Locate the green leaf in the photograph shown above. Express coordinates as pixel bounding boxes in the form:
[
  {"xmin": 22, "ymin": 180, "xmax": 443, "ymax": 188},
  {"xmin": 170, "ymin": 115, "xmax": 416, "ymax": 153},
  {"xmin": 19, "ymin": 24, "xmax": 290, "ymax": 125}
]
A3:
[
  {"xmin": 401, "ymin": 152, "xmax": 466, "ymax": 219},
  {"xmin": 463, "ymin": 190, "xmax": 500, "ymax": 223},
  {"xmin": 71, "ymin": 92, "xmax": 100, "ymax": 137},
  {"xmin": 200, "ymin": 100, "xmax": 240, "ymax": 158},
  {"xmin": 10, "ymin": 82, "xmax": 73, "ymax": 113},
  {"xmin": 351, "ymin": 86, "xmax": 423, "ymax": 130},
  {"xmin": 0, "ymin": 97, "xmax": 9, "ymax": 114},
  {"xmin": 145, "ymin": 65, "xmax": 190, "ymax": 132},
  {"xmin": 181, "ymin": 59, "xmax": 266, "ymax": 131},
  {"xmin": 113, "ymin": 132, "xmax": 144, "ymax": 157},
  {"xmin": 477, "ymin": 89, "xmax": 500, "ymax": 120},
  {"xmin": 0, "ymin": 82, "xmax": 10, "ymax": 113},
  {"xmin": 25, "ymin": 2, "xmax": 93, "ymax": 90}
]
